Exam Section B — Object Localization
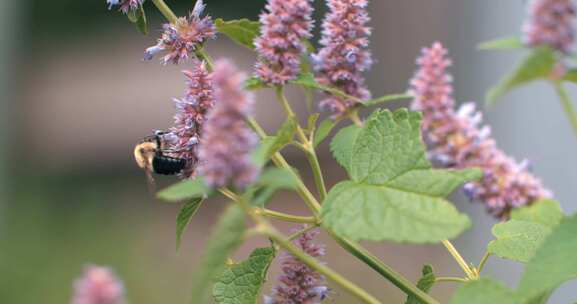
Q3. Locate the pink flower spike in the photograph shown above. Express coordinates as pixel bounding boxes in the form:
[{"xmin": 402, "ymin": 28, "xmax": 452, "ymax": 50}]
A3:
[
  {"xmin": 410, "ymin": 42, "xmax": 553, "ymax": 218},
  {"xmin": 107, "ymin": 0, "xmax": 143, "ymax": 14},
  {"xmin": 70, "ymin": 265, "xmax": 125, "ymax": 304},
  {"xmin": 523, "ymin": 0, "xmax": 576, "ymax": 53},
  {"xmin": 198, "ymin": 59, "xmax": 259, "ymax": 189},
  {"xmin": 313, "ymin": 0, "xmax": 373, "ymax": 118},
  {"xmin": 265, "ymin": 227, "xmax": 328, "ymax": 304},
  {"xmin": 166, "ymin": 61, "xmax": 215, "ymax": 179},
  {"xmin": 254, "ymin": 0, "xmax": 315, "ymax": 85},
  {"xmin": 144, "ymin": 1, "xmax": 216, "ymax": 65}
]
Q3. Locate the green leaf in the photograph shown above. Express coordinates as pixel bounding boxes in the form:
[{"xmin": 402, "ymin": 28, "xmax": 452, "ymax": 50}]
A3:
[
  {"xmin": 488, "ymin": 220, "xmax": 552, "ymax": 263},
  {"xmin": 321, "ymin": 181, "xmax": 471, "ymax": 243},
  {"xmin": 314, "ymin": 119, "xmax": 337, "ymax": 147},
  {"xmin": 517, "ymin": 215, "xmax": 577, "ymax": 302},
  {"xmin": 322, "ymin": 109, "xmax": 476, "ymax": 243},
  {"xmin": 244, "ymin": 77, "xmax": 269, "ymax": 90},
  {"xmin": 176, "ymin": 198, "xmax": 203, "ymax": 250},
  {"xmin": 405, "ymin": 265, "xmax": 436, "ymax": 304},
  {"xmin": 215, "ymin": 18, "xmax": 260, "ymax": 50},
  {"xmin": 135, "ymin": 5, "xmax": 148, "ymax": 35},
  {"xmin": 157, "ymin": 177, "xmax": 211, "ymax": 202},
  {"xmin": 450, "ymin": 279, "xmax": 518, "ymax": 304},
  {"xmin": 213, "ymin": 247, "xmax": 276, "ymax": 304},
  {"xmin": 127, "ymin": 10, "xmax": 138, "ymax": 23},
  {"xmin": 291, "ymin": 73, "xmax": 357, "ymax": 101},
  {"xmin": 363, "ymin": 93, "xmax": 414, "ymax": 107},
  {"xmin": 386, "ymin": 168, "xmax": 482, "ymax": 197},
  {"xmin": 510, "ymin": 199, "xmax": 564, "ymax": 226},
  {"xmin": 351, "ymin": 109, "xmax": 429, "ymax": 184},
  {"xmin": 330, "ymin": 124, "xmax": 361, "ymax": 173},
  {"xmin": 252, "ymin": 136, "xmax": 276, "ymax": 168},
  {"xmin": 487, "ymin": 47, "xmax": 556, "ymax": 105},
  {"xmin": 478, "ymin": 36, "xmax": 524, "ymax": 50},
  {"xmin": 191, "ymin": 205, "xmax": 246, "ymax": 303},
  {"xmin": 244, "ymin": 168, "xmax": 299, "ymax": 207},
  {"xmin": 487, "ymin": 199, "xmax": 564, "ymax": 263},
  {"xmin": 262, "ymin": 118, "xmax": 297, "ymax": 158},
  {"xmin": 563, "ymin": 68, "xmax": 577, "ymax": 84}
]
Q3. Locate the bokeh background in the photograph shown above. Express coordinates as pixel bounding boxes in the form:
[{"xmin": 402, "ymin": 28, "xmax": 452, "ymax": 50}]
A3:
[{"xmin": 1, "ymin": 0, "xmax": 576, "ymax": 303}]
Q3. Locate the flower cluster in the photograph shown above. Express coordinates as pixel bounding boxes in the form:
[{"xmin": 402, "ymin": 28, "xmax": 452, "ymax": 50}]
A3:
[
  {"xmin": 410, "ymin": 42, "xmax": 552, "ymax": 218},
  {"xmin": 254, "ymin": 0, "xmax": 314, "ymax": 85},
  {"xmin": 198, "ymin": 59, "xmax": 259, "ymax": 189},
  {"xmin": 313, "ymin": 0, "xmax": 373, "ymax": 117},
  {"xmin": 164, "ymin": 61, "xmax": 215, "ymax": 178},
  {"xmin": 106, "ymin": 0, "xmax": 144, "ymax": 14},
  {"xmin": 70, "ymin": 265, "xmax": 125, "ymax": 304},
  {"xmin": 523, "ymin": 0, "xmax": 576, "ymax": 53},
  {"xmin": 265, "ymin": 228, "xmax": 327, "ymax": 304},
  {"xmin": 144, "ymin": 0, "xmax": 216, "ymax": 65}
]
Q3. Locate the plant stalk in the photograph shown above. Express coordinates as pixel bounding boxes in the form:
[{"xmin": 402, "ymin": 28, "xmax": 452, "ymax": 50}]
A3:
[
  {"xmin": 150, "ymin": 0, "xmax": 179, "ymax": 24},
  {"xmin": 258, "ymin": 209, "xmax": 318, "ymax": 224},
  {"xmin": 554, "ymin": 81, "xmax": 577, "ymax": 138},
  {"xmin": 442, "ymin": 240, "xmax": 475, "ymax": 279}
]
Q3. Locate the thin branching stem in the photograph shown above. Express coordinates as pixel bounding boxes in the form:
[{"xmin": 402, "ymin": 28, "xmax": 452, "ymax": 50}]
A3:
[
  {"xmin": 150, "ymin": 0, "xmax": 179, "ymax": 24},
  {"xmin": 554, "ymin": 81, "xmax": 577, "ymax": 138},
  {"xmin": 442, "ymin": 240, "xmax": 476, "ymax": 279},
  {"xmin": 435, "ymin": 277, "xmax": 468, "ymax": 283}
]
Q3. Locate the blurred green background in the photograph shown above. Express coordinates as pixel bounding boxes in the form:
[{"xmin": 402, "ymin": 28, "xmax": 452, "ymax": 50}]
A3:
[{"xmin": 1, "ymin": 1, "xmax": 576, "ymax": 303}]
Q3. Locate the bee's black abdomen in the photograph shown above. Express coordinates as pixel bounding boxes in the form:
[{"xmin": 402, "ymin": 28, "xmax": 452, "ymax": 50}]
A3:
[{"xmin": 152, "ymin": 156, "xmax": 186, "ymax": 175}]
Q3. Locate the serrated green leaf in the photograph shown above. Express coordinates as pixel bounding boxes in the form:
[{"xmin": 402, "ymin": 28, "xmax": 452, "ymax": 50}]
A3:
[
  {"xmin": 215, "ymin": 18, "xmax": 260, "ymax": 50},
  {"xmin": 176, "ymin": 198, "xmax": 203, "ymax": 250},
  {"xmin": 517, "ymin": 215, "xmax": 577, "ymax": 302},
  {"xmin": 191, "ymin": 205, "xmax": 246, "ymax": 303},
  {"xmin": 405, "ymin": 265, "xmax": 436, "ymax": 304},
  {"xmin": 321, "ymin": 181, "xmax": 471, "ymax": 243},
  {"xmin": 488, "ymin": 220, "xmax": 552, "ymax": 263},
  {"xmin": 314, "ymin": 119, "xmax": 337, "ymax": 147},
  {"xmin": 511, "ymin": 199, "xmax": 564, "ymax": 226},
  {"xmin": 213, "ymin": 247, "xmax": 275, "ymax": 304},
  {"xmin": 157, "ymin": 177, "xmax": 211, "ymax": 202},
  {"xmin": 487, "ymin": 47, "xmax": 556, "ymax": 105},
  {"xmin": 363, "ymin": 93, "xmax": 414, "ymax": 107},
  {"xmin": 450, "ymin": 279, "xmax": 518, "ymax": 304},
  {"xmin": 351, "ymin": 109, "xmax": 429, "ymax": 184},
  {"xmin": 323, "ymin": 109, "xmax": 476, "ymax": 243},
  {"xmin": 478, "ymin": 36, "xmax": 524, "ymax": 50},
  {"xmin": 386, "ymin": 168, "xmax": 482, "ymax": 197},
  {"xmin": 330, "ymin": 124, "xmax": 361, "ymax": 172}
]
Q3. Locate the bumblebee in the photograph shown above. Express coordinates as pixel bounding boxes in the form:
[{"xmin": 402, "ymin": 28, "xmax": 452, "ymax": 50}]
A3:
[{"xmin": 134, "ymin": 131, "xmax": 186, "ymax": 189}]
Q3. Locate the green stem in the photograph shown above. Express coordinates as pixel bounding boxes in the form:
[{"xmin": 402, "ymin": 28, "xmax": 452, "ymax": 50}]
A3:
[
  {"xmin": 554, "ymin": 81, "xmax": 577, "ymax": 138},
  {"xmin": 442, "ymin": 240, "xmax": 475, "ymax": 279},
  {"xmin": 304, "ymin": 147, "xmax": 328, "ymax": 201},
  {"xmin": 477, "ymin": 252, "xmax": 491, "ymax": 275},
  {"xmin": 287, "ymin": 224, "xmax": 319, "ymax": 241},
  {"xmin": 196, "ymin": 48, "xmax": 215, "ymax": 70},
  {"xmin": 435, "ymin": 277, "xmax": 468, "ymax": 283},
  {"xmin": 333, "ymin": 234, "xmax": 440, "ymax": 304},
  {"xmin": 275, "ymin": 86, "xmax": 308, "ymax": 142},
  {"xmin": 258, "ymin": 209, "xmax": 318, "ymax": 224},
  {"xmin": 264, "ymin": 227, "xmax": 383, "ymax": 304},
  {"xmin": 150, "ymin": 0, "xmax": 178, "ymax": 24}
]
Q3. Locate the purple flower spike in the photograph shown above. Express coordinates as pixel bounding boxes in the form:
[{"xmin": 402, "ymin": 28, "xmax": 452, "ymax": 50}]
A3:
[
  {"xmin": 71, "ymin": 265, "xmax": 125, "ymax": 304},
  {"xmin": 265, "ymin": 227, "xmax": 327, "ymax": 304},
  {"xmin": 410, "ymin": 42, "xmax": 552, "ymax": 218},
  {"xmin": 106, "ymin": 0, "xmax": 143, "ymax": 14},
  {"xmin": 523, "ymin": 0, "xmax": 576, "ymax": 53},
  {"xmin": 166, "ymin": 61, "xmax": 215, "ymax": 179},
  {"xmin": 144, "ymin": 0, "xmax": 216, "ymax": 65},
  {"xmin": 313, "ymin": 0, "xmax": 373, "ymax": 118},
  {"xmin": 254, "ymin": 0, "xmax": 314, "ymax": 85},
  {"xmin": 198, "ymin": 59, "xmax": 259, "ymax": 189}
]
